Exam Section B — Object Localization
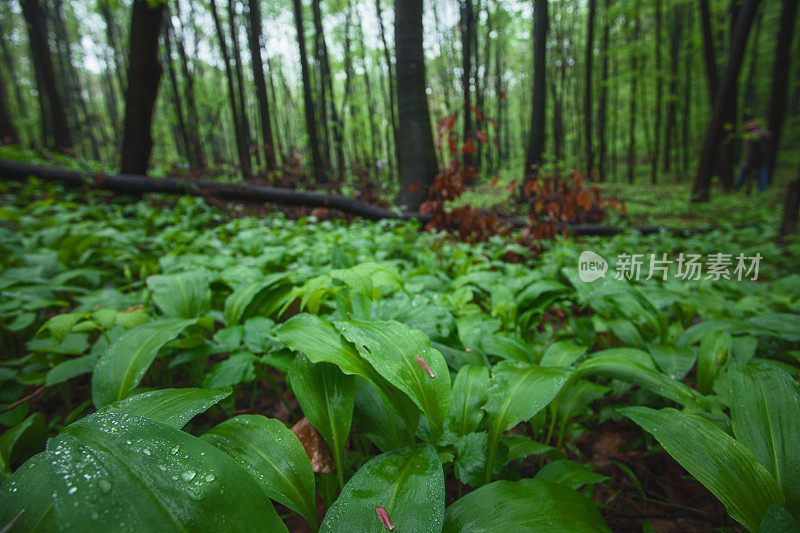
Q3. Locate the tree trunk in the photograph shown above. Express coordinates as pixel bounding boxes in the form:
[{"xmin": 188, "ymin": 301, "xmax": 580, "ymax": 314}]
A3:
[
  {"xmin": 292, "ymin": 0, "xmax": 326, "ymax": 180},
  {"xmin": 597, "ymin": 0, "xmax": 611, "ymax": 182},
  {"xmin": 779, "ymin": 164, "xmax": 800, "ymax": 237},
  {"xmin": 210, "ymin": 0, "xmax": 252, "ymax": 178},
  {"xmin": 171, "ymin": 2, "xmax": 205, "ymax": 169},
  {"xmin": 651, "ymin": 0, "xmax": 662, "ymax": 183},
  {"xmin": 20, "ymin": 0, "xmax": 72, "ymax": 152},
  {"xmin": 584, "ymin": 0, "xmax": 596, "ymax": 179},
  {"xmin": 376, "ymin": 0, "xmax": 400, "ymax": 179},
  {"xmin": 663, "ymin": 3, "xmax": 682, "ymax": 175},
  {"xmin": 312, "ymin": 0, "xmax": 345, "ymax": 181},
  {"xmin": 691, "ymin": 0, "xmax": 760, "ymax": 202},
  {"xmin": 119, "ymin": 0, "xmax": 164, "ymax": 174},
  {"xmin": 0, "ymin": 71, "xmax": 18, "ymax": 145},
  {"xmin": 163, "ymin": 13, "xmax": 192, "ymax": 166},
  {"xmin": 228, "ymin": 0, "xmax": 254, "ymax": 175},
  {"xmin": 245, "ymin": 0, "xmax": 276, "ymax": 171},
  {"xmin": 460, "ymin": 0, "xmax": 475, "ymax": 168},
  {"xmin": 395, "ymin": 0, "xmax": 439, "ymax": 211},
  {"xmin": 522, "ymin": 0, "xmax": 548, "ymax": 185},
  {"xmin": 627, "ymin": 9, "xmax": 640, "ymax": 184},
  {"xmin": 765, "ymin": 0, "xmax": 799, "ymax": 175},
  {"xmin": 698, "ymin": 0, "xmax": 719, "ymax": 102}
]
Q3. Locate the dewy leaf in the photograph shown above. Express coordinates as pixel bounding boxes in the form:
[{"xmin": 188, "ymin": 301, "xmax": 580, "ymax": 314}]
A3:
[
  {"xmin": 575, "ymin": 348, "xmax": 709, "ymax": 410},
  {"xmin": 621, "ymin": 406, "xmax": 784, "ymax": 532},
  {"xmin": 319, "ymin": 445, "xmax": 444, "ymax": 533},
  {"xmin": 540, "ymin": 340, "xmax": 587, "ymax": 368},
  {"xmin": 202, "ymin": 415, "xmax": 317, "ymax": 530},
  {"xmin": 278, "ymin": 314, "xmax": 420, "ymax": 435},
  {"xmin": 102, "ymin": 387, "xmax": 232, "ymax": 429},
  {"xmin": 288, "ymin": 355, "xmax": 354, "ymax": 488},
  {"xmin": 730, "ymin": 362, "xmax": 800, "ymax": 516},
  {"xmin": 0, "ymin": 411, "xmax": 287, "ymax": 532},
  {"xmin": 91, "ymin": 318, "xmax": 198, "ymax": 408},
  {"xmin": 759, "ymin": 505, "xmax": 800, "ymax": 533},
  {"xmin": 147, "ymin": 270, "xmax": 212, "ymax": 318},
  {"xmin": 443, "ymin": 478, "xmax": 611, "ymax": 532},
  {"xmin": 697, "ymin": 330, "xmax": 732, "ymax": 394},
  {"xmin": 483, "ymin": 361, "xmax": 571, "ymax": 484},
  {"xmin": 446, "ymin": 365, "xmax": 489, "ymax": 437},
  {"xmin": 223, "ymin": 273, "xmax": 288, "ymax": 326},
  {"xmin": 535, "ymin": 459, "xmax": 610, "ymax": 490},
  {"xmin": 335, "ymin": 319, "xmax": 451, "ymax": 442}
]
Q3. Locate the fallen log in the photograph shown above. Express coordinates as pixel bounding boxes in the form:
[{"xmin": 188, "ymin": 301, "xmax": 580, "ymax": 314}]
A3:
[{"xmin": 0, "ymin": 159, "xmax": 755, "ymax": 237}]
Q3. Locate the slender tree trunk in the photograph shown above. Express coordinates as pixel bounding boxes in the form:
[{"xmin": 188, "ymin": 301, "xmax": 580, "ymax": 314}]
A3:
[
  {"xmin": 120, "ymin": 0, "xmax": 165, "ymax": 174},
  {"xmin": 652, "ymin": 0, "xmax": 662, "ymax": 183},
  {"xmin": 228, "ymin": 0, "xmax": 254, "ymax": 175},
  {"xmin": 163, "ymin": 13, "xmax": 192, "ymax": 166},
  {"xmin": 292, "ymin": 0, "xmax": 326, "ymax": 180},
  {"xmin": 395, "ymin": 0, "xmax": 439, "ymax": 210},
  {"xmin": 691, "ymin": 0, "xmax": 760, "ymax": 202},
  {"xmin": 664, "ymin": 3, "xmax": 682, "ymax": 175},
  {"xmin": 210, "ymin": 0, "xmax": 251, "ymax": 178},
  {"xmin": 766, "ymin": 0, "xmax": 799, "ymax": 175},
  {"xmin": 0, "ymin": 71, "xmax": 19, "ymax": 145},
  {"xmin": 717, "ymin": 0, "xmax": 742, "ymax": 192},
  {"xmin": 20, "ymin": 0, "xmax": 72, "ymax": 152},
  {"xmin": 98, "ymin": 0, "xmax": 127, "ymax": 94},
  {"xmin": 376, "ymin": 0, "xmax": 400, "ymax": 178},
  {"xmin": 312, "ymin": 0, "xmax": 345, "ymax": 181},
  {"xmin": 627, "ymin": 8, "xmax": 640, "ymax": 184},
  {"xmin": 779, "ymin": 164, "xmax": 800, "ymax": 237},
  {"xmin": 245, "ymin": 0, "xmax": 276, "ymax": 171},
  {"xmin": 742, "ymin": 10, "xmax": 763, "ymax": 117},
  {"xmin": 681, "ymin": 8, "xmax": 693, "ymax": 174},
  {"xmin": 597, "ymin": 0, "xmax": 611, "ymax": 182},
  {"xmin": 357, "ymin": 22, "xmax": 379, "ymax": 173},
  {"xmin": 584, "ymin": 0, "xmax": 596, "ymax": 179},
  {"xmin": 522, "ymin": 0, "xmax": 548, "ymax": 186},
  {"xmin": 460, "ymin": 0, "xmax": 475, "ymax": 168},
  {"xmin": 698, "ymin": 0, "xmax": 719, "ymax": 102},
  {"xmin": 432, "ymin": 0, "xmax": 453, "ymax": 112},
  {"xmin": 0, "ymin": 8, "xmax": 25, "ymax": 115},
  {"xmin": 172, "ymin": 1, "xmax": 205, "ymax": 169}
]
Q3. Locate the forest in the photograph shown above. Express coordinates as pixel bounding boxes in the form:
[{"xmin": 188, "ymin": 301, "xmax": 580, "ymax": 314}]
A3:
[{"xmin": 0, "ymin": 0, "xmax": 800, "ymax": 531}]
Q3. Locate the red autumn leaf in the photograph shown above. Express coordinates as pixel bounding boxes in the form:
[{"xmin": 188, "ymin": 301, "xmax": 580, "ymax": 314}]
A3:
[
  {"xmin": 476, "ymin": 130, "xmax": 488, "ymax": 144},
  {"xmin": 491, "ymin": 177, "xmax": 499, "ymax": 187},
  {"xmin": 409, "ymin": 180, "xmax": 423, "ymax": 193},
  {"xmin": 461, "ymin": 138, "xmax": 477, "ymax": 154},
  {"xmin": 438, "ymin": 114, "xmax": 456, "ymax": 131},
  {"xmin": 499, "ymin": 92, "xmax": 507, "ymax": 100},
  {"xmin": 447, "ymin": 135, "xmax": 458, "ymax": 154}
]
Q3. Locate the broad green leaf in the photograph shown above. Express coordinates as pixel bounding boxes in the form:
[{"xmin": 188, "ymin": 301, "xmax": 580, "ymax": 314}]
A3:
[
  {"xmin": 37, "ymin": 312, "xmax": 82, "ymax": 343},
  {"xmin": 575, "ymin": 348, "xmax": 708, "ymax": 409},
  {"xmin": 202, "ymin": 353, "xmax": 256, "ymax": 388},
  {"xmin": 319, "ymin": 445, "xmax": 444, "ymax": 533},
  {"xmin": 453, "ymin": 432, "xmax": 487, "ymax": 488},
  {"xmin": 289, "ymin": 354, "xmax": 354, "ymax": 488},
  {"xmin": 0, "ymin": 452, "xmax": 57, "ymax": 530},
  {"xmin": 0, "ymin": 412, "xmax": 286, "ymax": 532},
  {"xmin": 45, "ymin": 354, "xmax": 98, "ymax": 386},
  {"xmin": 697, "ymin": 331, "xmax": 732, "ymax": 394},
  {"xmin": 147, "ymin": 270, "xmax": 211, "ymax": 318},
  {"xmin": 202, "ymin": 415, "xmax": 317, "ymax": 530},
  {"xmin": 446, "ymin": 365, "xmax": 489, "ymax": 437},
  {"xmin": 483, "ymin": 361, "xmax": 571, "ymax": 484},
  {"xmin": 0, "ymin": 413, "xmax": 46, "ymax": 479},
  {"xmin": 353, "ymin": 377, "xmax": 410, "ymax": 452},
  {"xmin": 730, "ymin": 362, "xmax": 800, "ymax": 516},
  {"xmin": 648, "ymin": 344, "xmax": 696, "ymax": 380},
  {"xmin": 278, "ymin": 314, "xmax": 419, "ymax": 436},
  {"xmin": 621, "ymin": 406, "xmax": 783, "ymax": 532},
  {"xmin": 535, "ymin": 459, "xmax": 610, "ymax": 490},
  {"xmin": 503, "ymin": 434, "xmax": 553, "ymax": 462},
  {"xmin": 557, "ymin": 379, "xmax": 610, "ymax": 425},
  {"xmin": 540, "ymin": 340, "xmax": 587, "ymax": 368},
  {"xmin": 223, "ymin": 274, "xmax": 287, "ymax": 326},
  {"xmin": 335, "ymin": 319, "xmax": 451, "ymax": 442},
  {"xmin": 760, "ymin": 505, "xmax": 800, "ymax": 533},
  {"xmin": 102, "ymin": 387, "xmax": 232, "ymax": 429},
  {"xmin": 91, "ymin": 318, "xmax": 198, "ymax": 408},
  {"xmin": 443, "ymin": 478, "xmax": 610, "ymax": 532}
]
